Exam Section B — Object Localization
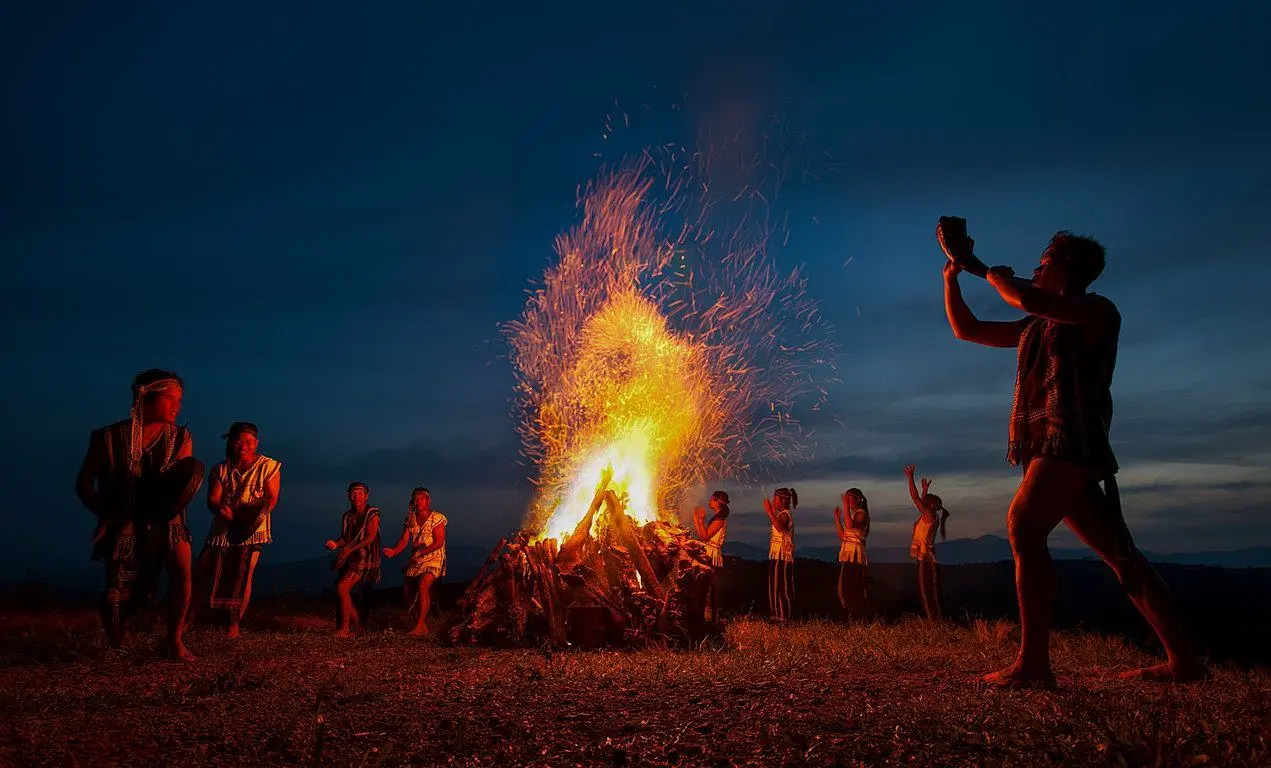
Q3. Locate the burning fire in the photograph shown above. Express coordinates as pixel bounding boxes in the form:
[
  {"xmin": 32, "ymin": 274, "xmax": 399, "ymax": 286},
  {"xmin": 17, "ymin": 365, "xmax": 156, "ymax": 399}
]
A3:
[{"xmin": 507, "ymin": 154, "xmax": 834, "ymax": 542}]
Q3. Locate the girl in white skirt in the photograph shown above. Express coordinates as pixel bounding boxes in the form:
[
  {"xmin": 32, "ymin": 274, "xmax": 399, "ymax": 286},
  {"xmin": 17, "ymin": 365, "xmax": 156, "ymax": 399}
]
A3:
[
  {"xmin": 692, "ymin": 490, "xmax": 730, "ymax": 622},
  {"xmin": 834, "ymin": 488, "xmax": 870, "ymax": 619},
  {"xmin": 905, "ymin": 465, "xmax": 950, "ymax": 620},
  {"xmin": 383, "ymin": 487, "xmax": 447, "ymax": 636},
  {"xmin": 763, "ymin": 487, "xmax": 797, "ymax": 621}
]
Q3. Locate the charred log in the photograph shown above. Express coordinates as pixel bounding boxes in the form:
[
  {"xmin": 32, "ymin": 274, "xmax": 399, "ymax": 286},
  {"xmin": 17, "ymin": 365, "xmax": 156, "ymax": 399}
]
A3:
[{"xmin": 448, "ymin": 500, "xmax": 721, "ymax": 649}]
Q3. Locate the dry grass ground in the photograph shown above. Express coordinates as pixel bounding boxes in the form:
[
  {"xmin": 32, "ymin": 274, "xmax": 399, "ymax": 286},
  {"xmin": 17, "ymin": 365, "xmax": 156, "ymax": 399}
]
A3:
[{"xmin": 1, "ymin": 606, "xmax": 1267, "ymax": 767}]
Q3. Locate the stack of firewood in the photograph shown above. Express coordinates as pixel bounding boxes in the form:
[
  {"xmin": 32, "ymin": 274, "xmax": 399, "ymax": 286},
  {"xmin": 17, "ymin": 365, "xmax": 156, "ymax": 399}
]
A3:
[{"xmin": 449, "ymin": 490, "xmax": 720, "ymax": 648}]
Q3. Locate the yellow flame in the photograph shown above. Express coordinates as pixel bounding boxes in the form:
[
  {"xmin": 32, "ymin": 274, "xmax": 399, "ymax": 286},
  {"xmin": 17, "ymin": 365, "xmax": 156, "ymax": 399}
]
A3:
[
  {"xmin": 507, "ymin": 157, "xmax": 836, "ymax": 542},
  {"xmin": 538, "ymin": 292, "xmax": 710, "ymax": 541}
]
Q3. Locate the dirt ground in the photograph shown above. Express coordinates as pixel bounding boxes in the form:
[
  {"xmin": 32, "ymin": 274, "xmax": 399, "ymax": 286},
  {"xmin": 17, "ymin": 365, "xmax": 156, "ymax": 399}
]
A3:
[{"xmin": 1, "ymin": 608, "xmax": 1267, "ymax": 767}]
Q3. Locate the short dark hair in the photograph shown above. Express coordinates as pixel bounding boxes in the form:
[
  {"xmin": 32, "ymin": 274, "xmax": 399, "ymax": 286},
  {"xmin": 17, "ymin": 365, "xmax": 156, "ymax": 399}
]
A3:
[{"xmin": 1047, "ymin": 231, "xmax": 1106, "ymax": 290}]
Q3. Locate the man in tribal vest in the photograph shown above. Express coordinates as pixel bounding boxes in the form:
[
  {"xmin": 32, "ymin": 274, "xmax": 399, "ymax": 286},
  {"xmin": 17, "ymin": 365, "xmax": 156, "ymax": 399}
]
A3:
[{"xmin": 76, "ymin": 369, "xmax": 204, "ymax": 660}]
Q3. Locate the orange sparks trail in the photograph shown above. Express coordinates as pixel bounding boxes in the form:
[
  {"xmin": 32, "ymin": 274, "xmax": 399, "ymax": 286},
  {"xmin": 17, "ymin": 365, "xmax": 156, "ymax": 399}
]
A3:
[{"xmin": 506, "ymin": 152, "xmax": 835, "ymax": 542}]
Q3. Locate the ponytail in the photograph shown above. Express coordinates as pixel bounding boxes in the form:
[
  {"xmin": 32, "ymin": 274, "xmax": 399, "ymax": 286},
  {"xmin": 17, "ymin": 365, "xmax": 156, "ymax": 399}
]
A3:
[{"xmin": 939, "ymin": 508, "xmax": 950, "ymax": 541}]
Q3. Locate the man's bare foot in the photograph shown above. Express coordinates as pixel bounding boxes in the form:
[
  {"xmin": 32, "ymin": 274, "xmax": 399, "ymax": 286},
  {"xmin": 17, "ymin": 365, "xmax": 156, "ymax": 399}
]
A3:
[
  {"xmin": 407, "ymin": 625, "xmax": 430, "ymax": 637},
  {"xmin": 981, "ymin": 664, "xmax": 1057, "ymax": 690},
  {"xmin": 334, "ymin": 628, "xmax": 354, "ymax": 638},
  {"xmin": 165, "ymin": 639, "xmax": 196, "ymax": 662},
  {"xmin": 227, "ymin": 624, "xmax": 241, "ymax": 640},
  {"xmin": 1116, "ymin": 661, "xmax": 1209, "ymax": 683}
]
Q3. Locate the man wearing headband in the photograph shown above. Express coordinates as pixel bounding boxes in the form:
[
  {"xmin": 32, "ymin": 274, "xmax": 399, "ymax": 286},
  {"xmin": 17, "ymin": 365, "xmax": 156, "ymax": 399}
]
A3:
[
  {"xmin": 191, "ymin": 422, "xmax": 282, "ymax": 638},
  {"xmin": 941, "ymin": 226, "xmax": 1203, "ymax": 687},
  {"xmin": 325, "ymin": 482, "xmax": 382, "ymax": 637},
  {"xmin": 75, "ymin": 369, "xmax": 204, "ymax": 660}
]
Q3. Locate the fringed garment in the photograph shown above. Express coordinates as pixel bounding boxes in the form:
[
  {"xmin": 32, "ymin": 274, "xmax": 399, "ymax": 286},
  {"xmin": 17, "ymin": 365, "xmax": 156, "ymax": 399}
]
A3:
[
  {"xmin": 768, "ymin": 511, "xmax": 794, "ymax": 563},
  {"xmin": 92, "ymin": 420, "xmax": 199, "ymax": 608},
  {"xmin": 334, "ymin": 507, "xmax": 382, "ymax": 586},
  {"xmin": 837, "ymin": 528, "xmax": 868, "ymax": 566},
  {"xmin": 910, "ymin": 515, "xmax": 938, "ymax": 563},
  {"xmin": 702, "ymin": 517, "xmax": 728, "ymax": 568},
  {"xmin": 403, "ymin": 511, "xmax": 447, "ymax": 579},
  {"xmin": 204, "ymin": 455, "xmax": 282, "ymax": 547},
  {"xmin": 1007, "ymin": 300, "xmax": 1121, "ymax": 479}
]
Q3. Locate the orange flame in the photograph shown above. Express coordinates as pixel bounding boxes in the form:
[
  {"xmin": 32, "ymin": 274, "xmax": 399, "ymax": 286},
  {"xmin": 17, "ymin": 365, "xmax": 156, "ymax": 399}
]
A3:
[{"xmin": 507, "ymin": 155, "xmax": 834, "ymax": 540}]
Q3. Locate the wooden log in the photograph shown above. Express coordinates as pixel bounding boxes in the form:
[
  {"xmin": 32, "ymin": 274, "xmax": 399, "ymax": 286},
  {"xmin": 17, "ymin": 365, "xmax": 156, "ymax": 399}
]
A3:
[{"xmin": 604, "ymin": 491, "xmax": 664, "ymax": 600}]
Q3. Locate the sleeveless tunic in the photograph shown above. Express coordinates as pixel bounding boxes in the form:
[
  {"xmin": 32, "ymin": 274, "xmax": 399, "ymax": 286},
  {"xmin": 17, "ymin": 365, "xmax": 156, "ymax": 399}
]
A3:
[
  {"xmin": 1008, "ymin": 300, "xmax": 1120, "ymax": 479},
  {"xmin": 335, "ymin": 507, "xmax": 382, "ymax": 584},
  {"xmin": 838, "ymin": 528, "xmax": 868, "ymax": 565},
  {"xmin": 403, "ymin": 511, "xmax": 448, "ymax": 578},
  {"xmin": 910, "ymin": 515, "xmax": 938, "ymax": 562},
  {"xmin": 769, "ymin": 510, "xmax": 794, "ymax": 563},
  {"xmin": 702, "ymin": 517, "xmax": 728, "ymax": 568},
  {"xmin": 94, "ymin": 420, "xmax": 193, "ymax": 558},
  {"xmin": 205, "ymin": 455, "xmax": 282, "ymax": 547}
]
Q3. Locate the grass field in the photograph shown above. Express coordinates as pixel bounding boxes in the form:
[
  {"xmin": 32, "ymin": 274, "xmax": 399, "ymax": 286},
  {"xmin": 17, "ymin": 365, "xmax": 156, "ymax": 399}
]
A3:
[{"xmin": 1, "ymin": 604, "xmax": 1267, "ymax": 767}]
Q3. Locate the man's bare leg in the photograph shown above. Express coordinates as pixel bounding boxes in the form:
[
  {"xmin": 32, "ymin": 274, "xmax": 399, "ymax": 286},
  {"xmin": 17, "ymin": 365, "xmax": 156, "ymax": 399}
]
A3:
[
  {"xmin": 409, "ymin": 573, "xmax": 436, "ymax": 635},
  {"xmin": 334, "ymin": 574, "xmax": 358, "ymax": 637},
  {"xmin": 982, "ymin": 458, "xmax": 1074, "ymax": 689},
  {"xmin": 164, "ymin": 541, "xmax": 195, "ymax": 661},
  {"xmin": 1064, "ymin": 482, "xmax": 1206, "ymax": 682},
  {"xmin": 186, "ymin": 546, "xmax": 215, "ymax": 632},
  {"xmin": 229, "ymin": 549, "xmax": 262, "ymax": 639}
]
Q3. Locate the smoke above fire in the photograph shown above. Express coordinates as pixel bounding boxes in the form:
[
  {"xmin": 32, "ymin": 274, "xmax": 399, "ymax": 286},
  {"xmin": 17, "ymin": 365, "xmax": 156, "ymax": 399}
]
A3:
[{"xmin": 506, "ymin": 147, "xmax": 836, "ymax": 542}]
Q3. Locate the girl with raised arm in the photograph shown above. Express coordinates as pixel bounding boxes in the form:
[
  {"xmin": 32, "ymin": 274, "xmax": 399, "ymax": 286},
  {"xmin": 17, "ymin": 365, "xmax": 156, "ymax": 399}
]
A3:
[
  {"xmin": 834, "ymin": 488, "xmax": 870, "ymax": 619},
  {"xmin": 691, "ymin": 490, "xmax": 730, "ymax": 622},
  {"xmin": 904, "ymin": 465, "xmax": 949, "ymax": 620},
  {"xmin": 763, "ymin": 487, "xmax": 797, "ymax": 621},
  {"xmin": 382, "ymin": 488, "xmax": 447, "ymax": 636}
]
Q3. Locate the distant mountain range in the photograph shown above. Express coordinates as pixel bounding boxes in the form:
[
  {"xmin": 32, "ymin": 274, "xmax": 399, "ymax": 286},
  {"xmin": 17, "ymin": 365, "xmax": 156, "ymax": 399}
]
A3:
[{"xmin": 9, "ymin": 535, "xmax": 1269, "ymax": 595}]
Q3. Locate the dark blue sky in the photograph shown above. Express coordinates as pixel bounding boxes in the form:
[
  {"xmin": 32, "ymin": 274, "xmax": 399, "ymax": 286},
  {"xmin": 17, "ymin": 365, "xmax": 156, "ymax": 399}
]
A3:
[{"xmin": 4, "ymin": 1, "xmax": 1269, "ymax": 574}]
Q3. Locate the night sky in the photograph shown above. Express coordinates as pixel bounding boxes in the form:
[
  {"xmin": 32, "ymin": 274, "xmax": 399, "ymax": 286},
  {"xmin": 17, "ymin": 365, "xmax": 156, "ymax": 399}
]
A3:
[{"xmin": 5, "ymin": 1, "xmax": 1270, "ymax": 576}]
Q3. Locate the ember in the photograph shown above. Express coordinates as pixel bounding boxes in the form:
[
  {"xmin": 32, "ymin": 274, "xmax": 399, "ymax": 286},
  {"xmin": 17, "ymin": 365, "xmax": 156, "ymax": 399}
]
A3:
[{"xmin": 451, "ymin": 151, "xmax": 834, "ymax": 648}]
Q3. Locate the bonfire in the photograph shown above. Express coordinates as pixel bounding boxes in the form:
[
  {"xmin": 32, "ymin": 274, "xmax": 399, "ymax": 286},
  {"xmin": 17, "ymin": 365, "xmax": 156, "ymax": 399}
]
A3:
[{"xmin": 450, "ymin": 153, "xmax": 834, "ymax": 648}]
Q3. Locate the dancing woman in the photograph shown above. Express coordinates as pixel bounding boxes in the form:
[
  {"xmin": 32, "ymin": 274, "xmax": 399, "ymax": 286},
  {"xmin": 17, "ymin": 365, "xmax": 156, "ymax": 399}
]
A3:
[
  {"xmin": 763, "ymin": 487, "xmax": 797, "ymax": 621},
  {"xmin": 904, "ymin": 464, "xmax": 949, "ymax": 620},
  {"xmin": 834, "ymin": 488, "xmax": 870, "ymax": 619},
  {"xmin": 383, "ymin": 487, "xmax": 447, "ymax": 636},
  {"xmin": 691, "ymin": 490, "xmax": 730, "ymax": 621}
]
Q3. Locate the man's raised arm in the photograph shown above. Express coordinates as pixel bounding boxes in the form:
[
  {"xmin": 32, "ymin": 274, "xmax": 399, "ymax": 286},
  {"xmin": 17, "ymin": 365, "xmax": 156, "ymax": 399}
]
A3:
[{"xmin": 944, "ymin": 261, "xmax": 1029, "ymax": 348}]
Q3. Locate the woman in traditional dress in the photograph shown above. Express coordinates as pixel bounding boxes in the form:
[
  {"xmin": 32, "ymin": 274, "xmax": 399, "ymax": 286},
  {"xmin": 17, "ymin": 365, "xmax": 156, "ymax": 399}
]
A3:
[
  {"xmin": 383, "ymin": 487, "xmax": 447, "ymax": 636},
  {"xmin": 904, "ymin": 464, "xmax": 950, "ymax": 620},
  {"xmin": 691, "ymin": 490, "xmax": 730, "ymax": 622},
  {"xmin": 325, "ymin": 482, "xmax": 381, "ymax": 637},
  {"xmin": 195, "ymin": 422, "xmax": 281, "ymax": 638},
  {"xmin": 763, "ymin": 487, "xmax": 797, "ymax": 621},
  {"xmin": 834, "ymin": 488, "xmax": 870, "ymax": 620}
]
